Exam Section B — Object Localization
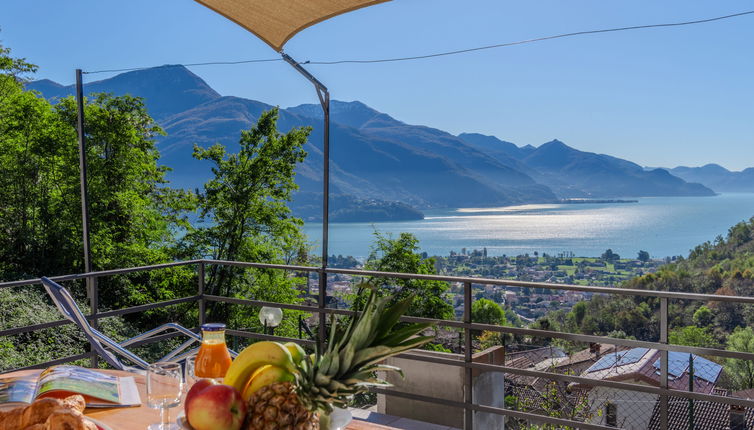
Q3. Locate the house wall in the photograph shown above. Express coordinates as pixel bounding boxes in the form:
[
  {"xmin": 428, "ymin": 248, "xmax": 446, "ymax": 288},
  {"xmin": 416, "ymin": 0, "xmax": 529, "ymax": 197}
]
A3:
[
  {"xmin": 587, "ymin": 385, "xmax": 658, "ymax": 430},
  {"xmin": 377, "ymin": 347, "xmax": 506, "ymax": 429}
]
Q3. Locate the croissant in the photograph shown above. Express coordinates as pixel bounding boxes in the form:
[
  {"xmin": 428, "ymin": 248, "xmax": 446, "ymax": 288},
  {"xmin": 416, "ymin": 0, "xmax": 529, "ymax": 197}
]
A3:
[
  {"xmin": 41, "ymin": 409, "xmax": 96, "ymax": 430},
  {"xmin": 0, "ymin": 395, "xmax": 90, "ymax": 430}
]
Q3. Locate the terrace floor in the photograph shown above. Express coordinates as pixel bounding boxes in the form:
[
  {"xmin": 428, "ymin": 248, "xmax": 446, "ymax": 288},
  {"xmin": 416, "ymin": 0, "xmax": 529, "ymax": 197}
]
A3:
[{"xmin": 351, "ymin": 409, "xmax": 460, "ymax": 430}]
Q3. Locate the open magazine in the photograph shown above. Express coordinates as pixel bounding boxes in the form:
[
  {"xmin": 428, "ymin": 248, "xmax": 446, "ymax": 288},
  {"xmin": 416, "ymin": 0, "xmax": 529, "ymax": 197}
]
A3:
[{"xmin": 0, "ymin": 365, "xmax": 140, "ymax": 408}]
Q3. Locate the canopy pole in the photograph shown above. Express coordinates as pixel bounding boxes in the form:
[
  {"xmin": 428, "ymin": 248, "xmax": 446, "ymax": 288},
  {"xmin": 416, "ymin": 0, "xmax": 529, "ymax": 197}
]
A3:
[
  {"xmin": 281, "ymin": 53, "xmax": 330, "ymax": 352},
  {"xmin": 76, "ymin": 69, "xmax": 98, "ymax": 367},
  {"xmin": 75, "ymin": 70, "xmax": 93, "ymax": 284}
]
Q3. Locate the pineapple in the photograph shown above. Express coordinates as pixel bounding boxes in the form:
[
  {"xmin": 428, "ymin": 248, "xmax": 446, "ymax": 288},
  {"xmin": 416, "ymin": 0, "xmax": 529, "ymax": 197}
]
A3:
[{"xmin": 245, "ymin": 285, "xmax": 435, "ymax": 430}]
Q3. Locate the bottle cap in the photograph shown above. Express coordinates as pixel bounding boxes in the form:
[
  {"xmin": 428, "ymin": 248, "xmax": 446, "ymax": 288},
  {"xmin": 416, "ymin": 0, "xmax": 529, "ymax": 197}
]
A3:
[{"xmin": 201, "ymin": 323, "xmax": 226, "ymax": 331}]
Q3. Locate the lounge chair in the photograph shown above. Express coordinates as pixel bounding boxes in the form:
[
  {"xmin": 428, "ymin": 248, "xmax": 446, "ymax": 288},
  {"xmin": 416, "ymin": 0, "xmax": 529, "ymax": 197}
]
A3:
[{"xmin": 41, "ymin": 276, "xmax": 202, "ymax": 371}]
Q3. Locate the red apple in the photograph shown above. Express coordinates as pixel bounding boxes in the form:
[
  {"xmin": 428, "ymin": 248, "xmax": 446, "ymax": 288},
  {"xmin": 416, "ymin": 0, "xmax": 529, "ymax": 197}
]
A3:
[
  {"xmin": 186, "ymin": 384, "xmax": 247, "ymax": 430},
  {"xmin": 184, "ymin": 378, "xmax": 217, "ymax": 414}
]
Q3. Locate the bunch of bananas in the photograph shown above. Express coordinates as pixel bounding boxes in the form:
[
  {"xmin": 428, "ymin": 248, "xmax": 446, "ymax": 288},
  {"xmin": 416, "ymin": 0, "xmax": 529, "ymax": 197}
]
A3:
[{"xmin": 223, "ymin": 341, "xmax": 305, "ymax": 402}]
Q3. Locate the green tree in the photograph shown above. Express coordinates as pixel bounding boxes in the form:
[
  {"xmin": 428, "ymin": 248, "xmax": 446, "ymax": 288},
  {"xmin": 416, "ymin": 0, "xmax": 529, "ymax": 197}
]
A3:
[
  {"xmin": 570, "ymin": 301, "xmax": 587, "ymax": 327},
  {"xmin": 364, "ymin": 232, "xmax": 454, "ymax": 320},
  {"xmin": 0, "ymin": 41, "xmax": 196, "ymax": 364},
  {"xmin": 472, "ymin": 298, "xmax": 505, "ymax": 325},
  {"xmin": 668, "ymin": 326, "xmax": 717, "ymax": 348},
  {"xmin": 601, "ymin": 249, "xmax": 619, "ymax": 262},
  {"xmin": 186, "ymin": 108, "xmax": 310, "ymax": 332},
  {"xmin": 0, "ymin": 39, "xmax": 36, "ymax": 104},
  {"xmin": 725, "ymin": 327, "xmax": 754, "ymax": 390},
  {"xmin": 693, "ymin": 305, "xmax": 714, "ymax": 327},
  {"xmin": 637, "ymin": 250, "xmax": 650, "ymax": 262},
  {"xmin": 1, "ymin": 44, "xmax": 193, "ymax": 309}
]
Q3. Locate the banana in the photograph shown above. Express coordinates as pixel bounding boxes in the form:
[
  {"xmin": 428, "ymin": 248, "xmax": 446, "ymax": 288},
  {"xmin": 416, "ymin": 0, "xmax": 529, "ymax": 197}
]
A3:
[
  {"xmin": 223, "ymin": 341, "xmax": 295, "ymax": 391},
  {"xmin": 284, "ymin": 342, "xmax": 306, "ymax": 364},
  {"xmin": 241, "ymin": 365, "xmax": 295, "ymax": 402}
]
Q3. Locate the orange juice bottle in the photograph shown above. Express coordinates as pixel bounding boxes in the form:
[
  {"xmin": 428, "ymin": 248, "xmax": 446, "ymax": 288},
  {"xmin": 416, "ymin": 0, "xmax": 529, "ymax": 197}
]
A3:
[{"xmin": 194, "ymin": 323, "xmax": 232, "ymax": 379}]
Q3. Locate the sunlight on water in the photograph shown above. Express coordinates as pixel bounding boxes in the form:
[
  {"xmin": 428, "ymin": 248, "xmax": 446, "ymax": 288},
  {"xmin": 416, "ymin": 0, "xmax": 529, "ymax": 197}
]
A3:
[{"xmin": 303, "ymin": 194, "xmax": 754, "ymax": 259}]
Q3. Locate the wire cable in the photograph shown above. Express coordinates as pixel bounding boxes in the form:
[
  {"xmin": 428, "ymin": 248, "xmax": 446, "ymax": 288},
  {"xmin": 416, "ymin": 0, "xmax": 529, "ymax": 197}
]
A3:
[
  {"xmin": 83, "ymin": 9, "xmax": 754, "ymax": 74},
  {"xmin": 303, "ymin": 9, "xmax": 754, "ymax": 65},
  {"xmin": 84, "ymin": 58, "xmax": 282, "ymax": 75}
]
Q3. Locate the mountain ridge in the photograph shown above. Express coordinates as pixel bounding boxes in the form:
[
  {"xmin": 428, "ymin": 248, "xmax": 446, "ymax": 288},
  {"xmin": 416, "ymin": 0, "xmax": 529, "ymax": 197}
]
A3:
[{"xmin": 27, "ymin": 65, "xmax": 719, "ymax": 219}]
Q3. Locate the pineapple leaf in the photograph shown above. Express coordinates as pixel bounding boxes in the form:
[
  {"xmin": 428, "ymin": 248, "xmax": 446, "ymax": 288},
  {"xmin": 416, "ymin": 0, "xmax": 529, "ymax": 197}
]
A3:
[
  {"xmin": 348, "ymin": 290, "xmax": 382, "ymax": 351},
  {"xmin": 354, "ymin": 378, "xmax": 392, "ymax": 387},
  {"xmin": 326, "ymin": 313, "xmax": 338, "ymax": 355},
  {"xmin": 374, "ymin": 294, "xmax": 416, "ymax": 340},
  {"xmin": 325, "ymin": 349, "xmax": 340, "ymax": 376},
  {"xmin": 355, "ymin": 335, "xmax": 436, "ymax": 368},
  {"xmin": 318, "ymin": 353, "xmax": 332, "ymax": 378},
  {"xmin": 376, "ymin": 322, "xmax": 433, "ymax": 346},
  {"xmin": 337, "ymin": 344, "xmax": 356, "ymax": 378},
  {"xmin": 351, "ymin": 345, "xmax": 394, "ymax": 368},
  {"xmin": 359, "ymin": 364, "xmax": 405, "ymax": 379}
]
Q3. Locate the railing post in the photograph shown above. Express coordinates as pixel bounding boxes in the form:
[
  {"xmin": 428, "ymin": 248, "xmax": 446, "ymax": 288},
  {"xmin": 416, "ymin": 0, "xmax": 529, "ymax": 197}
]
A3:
[
  {"xmin": 318, "ymin": 268, "xmax": 327, "ymax": 353},
  {"xmin": 660, "ymin": 297, "xmax": 669, "ymax": 430},
  {"xmin": 89, "ymin": 276, "xmax": 98, "ymax": 368},
  {"xmin": 463, "ymin": 281, "xmax": 473, "ymax": 430},
  {"xmin": 198, "ymin": 261, "xmax": 206, "ymax": 327}
]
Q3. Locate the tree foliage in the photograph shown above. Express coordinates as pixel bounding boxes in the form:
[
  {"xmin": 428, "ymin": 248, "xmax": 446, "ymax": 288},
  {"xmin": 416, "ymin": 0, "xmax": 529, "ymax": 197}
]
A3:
[
  {"xmin": 725, "ymin": 327, "xmax": 754, "ymax": 390},
  {"xmin": 472, "ymin": 298, "xmax": 505, "ymax": 325},
  {"xmin": 0, "ymin": 41, "xmax": 316, "ymax": 364},
  {"xmin": 668, "ymin": 326, "xmax": 717, "ymax": 349},
  {"xmin": 363, "ymin": 232, "xmax": 454, "ymax": 320},
  {"xmin": 183, "ymin": 107, "xmax": 311, "ymax": 334}
]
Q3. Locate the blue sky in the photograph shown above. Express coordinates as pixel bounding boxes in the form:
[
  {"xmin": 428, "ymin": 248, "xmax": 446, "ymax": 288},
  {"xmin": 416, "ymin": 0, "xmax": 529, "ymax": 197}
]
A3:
[{"xmin": 3, "ymin": 1, "xmax": 753, "ymax": 170}]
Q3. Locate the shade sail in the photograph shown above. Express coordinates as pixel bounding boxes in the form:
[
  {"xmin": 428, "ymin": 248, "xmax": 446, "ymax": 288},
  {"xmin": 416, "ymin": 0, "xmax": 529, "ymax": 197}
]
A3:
[{"xmin": 194, "ymin": 0, "xmax": 390, "ymax": 52}]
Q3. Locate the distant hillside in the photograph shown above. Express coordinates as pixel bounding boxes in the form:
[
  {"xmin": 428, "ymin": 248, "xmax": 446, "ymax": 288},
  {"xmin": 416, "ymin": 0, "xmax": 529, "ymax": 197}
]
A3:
[
  {"xmin": 518, "ymin": 140, "xmax": 714, "ymax": 198},
  {"xmin": 27, "ymin": 65, "xmax": 220, "ymax": 121},
  {"xmin": 668, "ymin": 164, "xmax": 754, "ymax": 193},
  {"xmin": 543, "ymin": 216, "xmax": 754, "ymax": 352},
  {"xmin": 29, "ymin": 65, "xmax": 715, "ymax": 216}
]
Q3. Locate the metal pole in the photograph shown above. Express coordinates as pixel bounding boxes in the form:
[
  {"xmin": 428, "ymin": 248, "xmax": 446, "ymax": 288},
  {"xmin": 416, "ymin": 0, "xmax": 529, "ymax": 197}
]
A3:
[
  {"xmin": 660, "ymin": 298, "xmax": 669, "ymax": 430},
  {"xmin": 688, "ymin": 354, "xmax": 694, "ymax": 430},
  {"xmin": 76, "ymin": 69, "xmax": 93, "ymax": 278},
  {"xmin": 198, "ymin": 262, "xmax": 206, "ymax": 327},
  {"xmin": 76, "ymin": 69, "xmax": 97, "ymax": 367},
  {"xmin": 464, "ymin": 281, "xmax": 473, "ymax": 430},
  {"xmin": 281, "ymin": 53, "xmax": 330, "ymax": 353}
]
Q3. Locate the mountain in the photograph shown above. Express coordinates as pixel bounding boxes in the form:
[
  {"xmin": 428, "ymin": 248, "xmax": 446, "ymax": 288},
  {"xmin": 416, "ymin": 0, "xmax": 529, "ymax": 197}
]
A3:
[
  {"xmin": 28, "ymin": 65, "xmax": 714, "ymax": 217},
  {"xmin": 517, "ymin": 140, "xmax": 714, "ymax": 198},
  {"xmin": 668, "ymin": 164, "xmax": 754, "ymax": 193},
  {"xmin": 457, "ymin": 132, "xmax": 526, "ymax": 162},
  {"xmin": 27, "ymin": 65, "xmax": 221, "ymax": 121}
]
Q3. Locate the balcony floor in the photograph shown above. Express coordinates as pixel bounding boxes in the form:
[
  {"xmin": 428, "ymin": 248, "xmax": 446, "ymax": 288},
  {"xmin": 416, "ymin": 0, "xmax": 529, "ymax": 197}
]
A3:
[{"xmin": 351, "ymin": 409, "xmax": 460, "ymax": 430}]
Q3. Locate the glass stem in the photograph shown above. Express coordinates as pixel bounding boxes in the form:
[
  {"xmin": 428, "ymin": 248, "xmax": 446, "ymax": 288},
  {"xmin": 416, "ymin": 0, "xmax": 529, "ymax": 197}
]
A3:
[{"xmin": 161, "ymin": 405, "xmax": 170, "ymax": 429}]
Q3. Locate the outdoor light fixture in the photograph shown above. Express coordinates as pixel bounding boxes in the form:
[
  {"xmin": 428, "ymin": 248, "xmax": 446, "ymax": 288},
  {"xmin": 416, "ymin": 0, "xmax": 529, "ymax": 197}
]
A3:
[{"xmin": 259, "ymin": 306, "xmax": 283, "ymax": 335}]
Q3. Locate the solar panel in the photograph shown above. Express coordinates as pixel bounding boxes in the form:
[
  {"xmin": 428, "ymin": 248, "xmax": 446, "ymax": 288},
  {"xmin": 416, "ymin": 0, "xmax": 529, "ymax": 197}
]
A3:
[
  {"xmin": 587, "ymin": 353, "xmax": 620, "ymax": 373},
  {"xmin": 617, "ymin": 348, "xmax": 649, "ymax": 366},
  {"xmin": 653, "ymin": 352, "xmax": 688, "ymax": 377},
  {"xmin": 586, "ymin": 348, "xmax": 650, "ymax": 373},
  {"xmin": 652, "ymin": 353, "xmax": 723, "ymax": 383},
  {"xmin": 693, "ymin": 355, "xmax": 723, "ymax": 383},
  {"xmin": 669, "ymin": 351, "xmax": 691, "ymax": 377}
]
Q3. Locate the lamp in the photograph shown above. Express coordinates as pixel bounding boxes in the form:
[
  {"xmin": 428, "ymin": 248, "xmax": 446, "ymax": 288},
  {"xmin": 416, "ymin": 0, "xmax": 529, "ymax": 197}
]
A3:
[{"xmin": 259, "ymin": 306, "xmax": 283, "ymax": 335}]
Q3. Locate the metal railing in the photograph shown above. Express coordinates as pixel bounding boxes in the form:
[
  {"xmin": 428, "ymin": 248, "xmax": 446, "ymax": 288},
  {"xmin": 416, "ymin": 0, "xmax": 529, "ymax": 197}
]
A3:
[{"xmin": 2, "ymin": 259, "xmax": 754, "ymax": 430}]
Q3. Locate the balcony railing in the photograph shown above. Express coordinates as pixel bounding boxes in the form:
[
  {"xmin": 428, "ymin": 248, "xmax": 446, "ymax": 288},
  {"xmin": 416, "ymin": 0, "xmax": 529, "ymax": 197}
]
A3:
[{"xmin": 2, "ymin": 259, "xmax": 754, "ymax": 430}]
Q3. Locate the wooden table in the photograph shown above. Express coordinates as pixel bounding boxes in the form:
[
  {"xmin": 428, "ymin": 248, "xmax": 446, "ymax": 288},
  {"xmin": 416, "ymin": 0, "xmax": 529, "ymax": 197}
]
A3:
[{"xmin": 2, "ymin": 370, "xmax": 394, "ymax": 430}]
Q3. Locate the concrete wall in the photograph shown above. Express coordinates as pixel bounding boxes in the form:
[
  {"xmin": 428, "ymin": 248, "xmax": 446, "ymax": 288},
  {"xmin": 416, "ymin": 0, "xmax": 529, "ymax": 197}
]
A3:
[
  {"xmin": 379, "ymin": 350, "xmax": 465, "ymax": 428},
  {"xmin": 377, "ymin": 347, "xmax": 506, "ymax": 429},
  {"xmin": 587, "ymin": 386, "xmax": 658, "ymax": 430}
]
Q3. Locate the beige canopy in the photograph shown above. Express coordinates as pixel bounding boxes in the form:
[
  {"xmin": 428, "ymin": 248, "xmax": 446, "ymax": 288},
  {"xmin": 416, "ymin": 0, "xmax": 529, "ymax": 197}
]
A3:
[{"xmin": 193, "ymin": 0, "xmax": 390, "ymax": 52}]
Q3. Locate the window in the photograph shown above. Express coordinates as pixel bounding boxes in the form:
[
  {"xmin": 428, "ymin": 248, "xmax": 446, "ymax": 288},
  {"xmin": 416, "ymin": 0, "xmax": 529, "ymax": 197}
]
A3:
[{"xmin": 605, "ymin": 402, "xmax": 617, "ymax": 427}]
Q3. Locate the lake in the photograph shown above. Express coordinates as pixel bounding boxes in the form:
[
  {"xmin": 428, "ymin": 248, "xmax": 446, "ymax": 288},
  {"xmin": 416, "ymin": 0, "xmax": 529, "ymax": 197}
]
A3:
[{"xmin": 302, "ymin": 193, "xmax": 754, "ymax": 260}]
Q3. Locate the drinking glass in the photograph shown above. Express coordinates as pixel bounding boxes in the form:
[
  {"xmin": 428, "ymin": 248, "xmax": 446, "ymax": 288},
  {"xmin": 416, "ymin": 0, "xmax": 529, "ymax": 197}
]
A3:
[
  {"xmin": 183, "ymin": 354, "xmax": 199, "ymax": 390},
  {"xmin": 147, "ymin": 362, "xmax": 183, "ymax": 430}
]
